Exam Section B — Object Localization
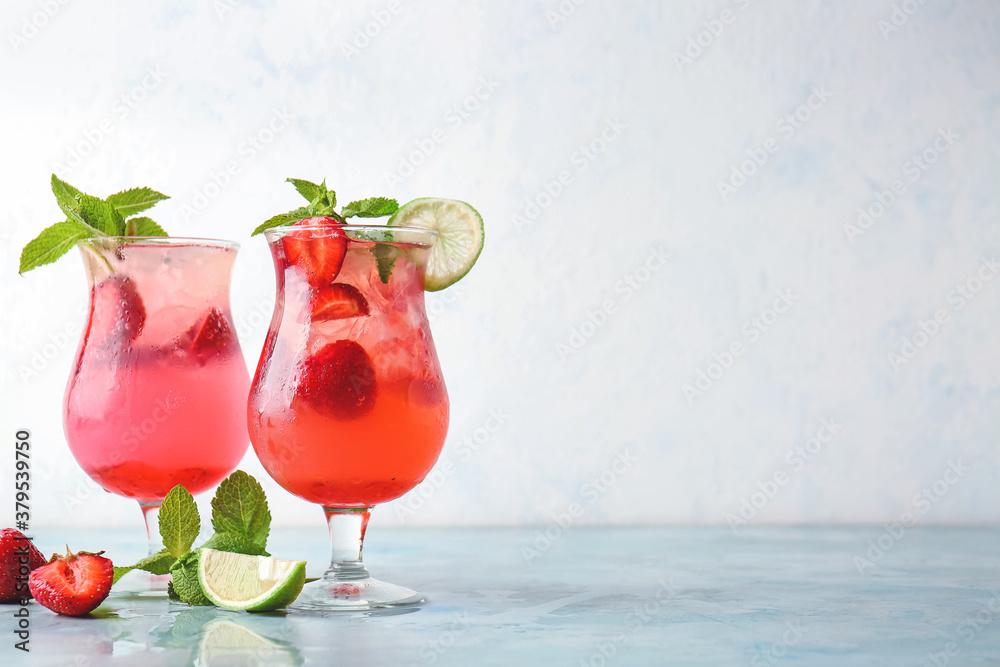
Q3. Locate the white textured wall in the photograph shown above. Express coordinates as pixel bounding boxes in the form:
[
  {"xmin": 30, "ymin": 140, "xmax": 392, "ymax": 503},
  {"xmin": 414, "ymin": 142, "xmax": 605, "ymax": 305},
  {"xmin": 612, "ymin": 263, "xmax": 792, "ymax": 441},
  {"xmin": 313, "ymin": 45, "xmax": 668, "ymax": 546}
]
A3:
[{"xmin": 1, "ymin": 1, "xmax": 999, "ymax": 531}]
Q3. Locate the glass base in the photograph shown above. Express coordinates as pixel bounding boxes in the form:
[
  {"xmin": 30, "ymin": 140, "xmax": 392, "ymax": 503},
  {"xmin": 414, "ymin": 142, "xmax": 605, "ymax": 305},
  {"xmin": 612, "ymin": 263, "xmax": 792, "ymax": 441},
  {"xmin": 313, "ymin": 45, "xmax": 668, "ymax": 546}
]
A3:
[
  {"xmin": 111, "ymin": 569, "xmax": 171, "ymax": 597},
  {"xmin": 291, "ymin": 576, "xmax": 425, "ymax": 611}
]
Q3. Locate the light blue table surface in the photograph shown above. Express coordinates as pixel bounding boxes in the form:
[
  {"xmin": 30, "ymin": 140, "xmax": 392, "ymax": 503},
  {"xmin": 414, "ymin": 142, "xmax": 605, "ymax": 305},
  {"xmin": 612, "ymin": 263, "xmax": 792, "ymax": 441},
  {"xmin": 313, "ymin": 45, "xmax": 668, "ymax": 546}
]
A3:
[{"xmin": 2, "ymin": 526, "xmax": 999, "ymax": 666}]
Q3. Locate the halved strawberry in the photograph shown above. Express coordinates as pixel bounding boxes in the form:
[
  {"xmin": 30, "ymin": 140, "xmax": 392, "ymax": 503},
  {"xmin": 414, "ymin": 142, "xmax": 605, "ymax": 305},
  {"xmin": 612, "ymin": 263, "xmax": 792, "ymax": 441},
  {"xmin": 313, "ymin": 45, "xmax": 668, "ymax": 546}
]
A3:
[
  {"xmin": 186, "ymin": 308, "xmax": 234, "ymax": 359},
  {"xmin": 299, "ymin": 340, "xmax": 378, "ymax": 420},
  {"xmin": 281, "ymin": 217, "xmax": 347, "ymax": 286},
  {"xmin": 28, "ymin": 548, "xmax": 113, "ymax": 616},
  {"xmin": 312, "ymin": 283, "xmax": 370, "ymax": 322},
  {"xmin": 0, "ymin": 528, "xmax": 46, "ymax": 603},
  {"xmin": 87, "ymin": 275, "xmax": 146, "ymax": 348}
]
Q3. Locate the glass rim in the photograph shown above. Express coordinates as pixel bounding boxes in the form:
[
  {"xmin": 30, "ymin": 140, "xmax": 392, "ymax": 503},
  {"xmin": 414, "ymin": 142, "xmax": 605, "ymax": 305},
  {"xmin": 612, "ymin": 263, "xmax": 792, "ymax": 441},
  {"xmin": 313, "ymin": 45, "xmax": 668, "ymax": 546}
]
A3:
[
  {"xmin": 79, "ymin": 236, "xmax": 241, "ymax": 249},
  {"xmin": 262, "ymin": 224, "xmax": 439, "ymax": 245}
]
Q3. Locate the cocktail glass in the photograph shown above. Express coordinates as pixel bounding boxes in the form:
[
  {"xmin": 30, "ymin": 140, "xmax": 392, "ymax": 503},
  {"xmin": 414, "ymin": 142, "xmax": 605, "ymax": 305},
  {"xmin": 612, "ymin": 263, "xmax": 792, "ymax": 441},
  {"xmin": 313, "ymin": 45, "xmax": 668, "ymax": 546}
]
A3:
[
  {"xmin": 63, "ymin": 237, "xmax": 251, "ymax": 589},
  {"xmin": 248, "ymin": 224, "xmax": 448, "ymax": 611}
]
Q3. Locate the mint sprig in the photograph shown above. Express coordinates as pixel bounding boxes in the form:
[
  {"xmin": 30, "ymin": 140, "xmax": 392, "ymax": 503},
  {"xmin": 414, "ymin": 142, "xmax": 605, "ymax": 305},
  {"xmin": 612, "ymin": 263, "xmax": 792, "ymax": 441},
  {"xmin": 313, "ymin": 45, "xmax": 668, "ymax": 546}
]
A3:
[
  {"xmin": 210, "ymin": 470, "xmax": 271, "ymax": 550},
  {"xmin": 111, "ymin": 470, "xmax": 275, "ymax": 607},
  {"xmin": 250, "ymin": 177, "xmax": 399, "ymax": 236},
  {"xmin": 19, "ymin": 175, "xmax": 170, "ymax": 274}
]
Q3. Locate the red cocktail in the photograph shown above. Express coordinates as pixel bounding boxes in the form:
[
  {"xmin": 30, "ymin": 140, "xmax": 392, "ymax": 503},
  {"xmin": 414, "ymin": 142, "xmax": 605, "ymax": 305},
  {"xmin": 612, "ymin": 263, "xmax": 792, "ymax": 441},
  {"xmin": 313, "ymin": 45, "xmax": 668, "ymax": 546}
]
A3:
[{"xmin": 249, "ymin": 223, "xmax": 448, "ymax": 610}]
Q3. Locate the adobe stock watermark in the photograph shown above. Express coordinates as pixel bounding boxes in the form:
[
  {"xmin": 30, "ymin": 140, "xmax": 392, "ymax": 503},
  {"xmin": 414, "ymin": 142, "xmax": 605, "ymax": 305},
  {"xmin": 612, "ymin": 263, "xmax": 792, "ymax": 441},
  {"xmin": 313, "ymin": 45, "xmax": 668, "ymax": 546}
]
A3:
[
  {"xmin": 853, "ymin": 459, "xmax": 971, "ymax": 575},
  {"xmin": 426, "ymin": 283, "xmax": 466, "ymax": 324},
  {"xmin": 341, "ymin": 0, "xmax": 409, "ymax": 60},
  {"xmin": 8, "ymin": 0, "xmax": 72, "ymax": 53},
  {"xmin": 407, "ymin": 612, "xmax": 473, "ymax": 666},
  {"xmin": 234, "ymin": 297, "xmax": 276, "ymax": 341},
  {"xmin": 578, "ymin": 579, "xmax": 679, "ymax": 667},
  {"xmin": 877, "ymin": 0, "xmax": 930, "ymax": 40},
  {"xmin": 62, "ymin": 396, "xmax": 185, "ymax": 512},
  {"xmin": 178, "ymin": 107, "xmax": 296, "ymax": 222},
  {"xmin": 555, "ymin": 245, "xmax": 670, "ymax": 361},
  {"xmin": 53, "ymin": 65, "xmax": 169, "ymax": 173},
  {"xmin": 751, "ymin": 621, "xmax": 807, "ymax": 667},
  {"xmin": 924, "ymin": 590, "xmax": 1000, "ymax": 667},
  {"xmin": 213, "ymin": 0, "xmax": 243, "ymax": 19},
  {"xmin": 717, "ymin": 84, "xmax": 832, "ymax": 201},
  {"xmin": 513, "ymin": 117, "xmax": 627, "ymax": 232},
  {"xmin": 394, "ymin": 408, "xmax": 509, "ymax": 522},
  {"xmin": 681, "ymin": 289, "xmax": 797, "ymax": 404},
  {"xmin": 545, "ymin": 0, "xmax": 589, "ymax": 29},
  {"xmin": 521, "ymin": 449, "xmax": 639, "ymax": 565},
  {"xmin": 672, "ymin": 0, "xmax": 754, "ymax": 73},
  {"xmin": 843, "ymin": 126, "xmax": 959, "ymax": 244},
  {"xmin": 382, "ymin": 76, "xmax": 500, "ymax": 188},
  {"xmin": 727, "ymin": 417, "xmax": 842, "ymax": 532},
  {"xmin": 887, "ymin": 256, "xmax": 999, "ymax": 372},
  {"xmin": 17, "ymin": 303, "xmax": 87, "ymax": 383}
]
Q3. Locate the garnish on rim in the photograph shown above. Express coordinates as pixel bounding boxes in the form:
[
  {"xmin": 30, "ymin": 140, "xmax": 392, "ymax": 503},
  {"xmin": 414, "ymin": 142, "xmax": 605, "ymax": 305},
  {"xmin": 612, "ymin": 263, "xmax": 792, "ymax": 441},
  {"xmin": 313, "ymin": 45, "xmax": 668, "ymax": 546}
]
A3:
[
  {"xmin": 250, "ymin": 178, "xmax": 398, "ymax": 236},
  {"xmin": 252, "ymin": 178, "xmax": 484, "ymax": 290},
  {"xmin": 19, "ymin": 175, "xmax": 170, "ymax": 274}
]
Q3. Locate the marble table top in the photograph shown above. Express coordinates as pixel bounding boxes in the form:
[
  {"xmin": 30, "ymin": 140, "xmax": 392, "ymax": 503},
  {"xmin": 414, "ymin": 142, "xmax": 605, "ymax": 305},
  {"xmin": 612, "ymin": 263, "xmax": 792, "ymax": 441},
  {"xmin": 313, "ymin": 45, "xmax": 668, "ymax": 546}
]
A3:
[{"xmin": 3, "ymin": 526, "xmax": 999, "ymax": 666}]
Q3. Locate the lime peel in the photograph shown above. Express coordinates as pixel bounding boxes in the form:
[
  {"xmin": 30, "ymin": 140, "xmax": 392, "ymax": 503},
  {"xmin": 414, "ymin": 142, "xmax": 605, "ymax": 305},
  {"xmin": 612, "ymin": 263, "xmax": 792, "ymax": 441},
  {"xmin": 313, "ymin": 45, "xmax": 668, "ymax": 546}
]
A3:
[
  {"xmin": 197, "ymin": 548, "xmax": 306, "ymax": 612},
  {"xmin": 388, "ymin": 197, "xmax": 484, "ymax": 291}
]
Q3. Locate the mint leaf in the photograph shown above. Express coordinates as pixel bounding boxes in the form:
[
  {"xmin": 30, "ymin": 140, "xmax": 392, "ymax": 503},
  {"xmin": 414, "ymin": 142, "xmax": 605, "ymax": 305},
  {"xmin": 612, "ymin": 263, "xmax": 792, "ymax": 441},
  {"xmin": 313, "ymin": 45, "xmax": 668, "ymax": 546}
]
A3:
[
  {"xmin": 210, "ymin": 471, "xmax": 270, "ymax": 549},
  {"xmin": 79, "ymin": 195, "xmax": 126, "ymax": 236},
  {"xmin": 373, "ymin": 243, "xmax": 399, "ymax": 283},
  {"xmin": 287, "ymin": 178, "xmax": 324, "ymax": 203},
  {"xmin": 50, "ymin": 174, "xmax": 85, "ymax": 221},
  {"xmin": 251, "ymin": 207, "xmax": 313, "ymax": 236},
  {"xmin": 107, "ymin": 187, "xmax": 169, "ymax": 217},
  {"xmin": 200, "ymin": 532, "xmax": 269, "ymax": 557},
  {"xmin": 159, "ymin": 484, "xmax": 201, "ymax": 558},
  {"xmin": 342, "ymin": 197, "xmax": 398, "ymax": 219},
  {"xmin": 25, "ymin": 177, "xmax": 171, "ymax": 273},
  {"xmin": 134, "ymin": 549, "xmax": 177, "ymax": 575},
  {"xmin": 19, "ymin": 220, "xmax": 93, "ymax": 274},
  {"xmin": 111, "ymin": 549, "xmax": 177, "ymax": 584},
  {"xmin": 307, "ymin": 190, "xmax": 338, "ymax": 217},
  {"xmin": 170, "ymin": 551, "xmax": 211, "ymax": 605},
  {"xmin": 125, "ymin": 217, "xmax": 168, "ymax": 237}
]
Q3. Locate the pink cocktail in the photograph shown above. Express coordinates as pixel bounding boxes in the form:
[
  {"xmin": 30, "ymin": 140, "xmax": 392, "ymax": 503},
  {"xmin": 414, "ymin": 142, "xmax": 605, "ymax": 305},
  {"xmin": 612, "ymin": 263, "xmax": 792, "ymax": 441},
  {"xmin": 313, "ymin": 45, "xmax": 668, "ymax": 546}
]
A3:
[{"xmin": 63, "ymin": 238, "xmax": 250, "ymax": 561}]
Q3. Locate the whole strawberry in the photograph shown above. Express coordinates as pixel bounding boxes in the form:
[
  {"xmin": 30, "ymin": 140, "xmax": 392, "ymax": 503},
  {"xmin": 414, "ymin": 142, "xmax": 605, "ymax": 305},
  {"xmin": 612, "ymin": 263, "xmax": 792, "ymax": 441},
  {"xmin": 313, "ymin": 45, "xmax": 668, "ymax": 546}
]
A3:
[
  {"xmin": 28, "ymin": 548, "xmax": 113, "ymax": 616},
  {"xmin": 0, "ymin": 528, "xmax": 46, "ymax": 603}
]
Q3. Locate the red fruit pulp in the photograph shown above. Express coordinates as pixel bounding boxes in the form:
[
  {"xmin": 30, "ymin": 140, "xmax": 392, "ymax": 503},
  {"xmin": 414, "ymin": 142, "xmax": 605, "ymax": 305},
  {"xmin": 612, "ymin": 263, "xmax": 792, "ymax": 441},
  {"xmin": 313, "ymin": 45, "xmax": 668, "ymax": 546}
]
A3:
[
  {"xmin": 0, "ymin": 528, "xmax": 46, "ymax": 603},
  {"xmin": 311, "ymin": 283, "xmax": 370, "ymax": 322},
  {"xmin": 87, "ymin": 275, "xmax": 146, "ymax": 348},
  {"xmin": 280, "ymin": 217, "xmax": 347, "ymax": 286},
  {"xmin": 28, "ymin": 550, "xmax": 113, "ymax": 616},
  {"xmin": 300, "ymin": 339, "xmax": 378, "ymax": 420}
]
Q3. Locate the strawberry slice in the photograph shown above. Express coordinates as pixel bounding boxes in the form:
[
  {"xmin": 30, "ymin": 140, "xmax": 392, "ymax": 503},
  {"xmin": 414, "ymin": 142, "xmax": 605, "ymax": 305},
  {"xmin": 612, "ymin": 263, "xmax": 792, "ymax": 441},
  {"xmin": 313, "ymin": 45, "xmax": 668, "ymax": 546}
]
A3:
[
  {"xmin": 87, "ymin": 275, "xmax": 146, "ymax": 347},
  {"xmin": 0, "ymin": 528, "xmax": 46, "ymax": 603},
  {"xmin": 312, "ymin": 283, "xmax": 370, "ymax": 322},
  {"xmin": 281, "ymin": 217, "xmax": 347, "ymax": 286},
  {"xmin": 28, "ymin": 548, "xmax": 113, "ymax": 616},
  {"xmin": 299, "ymin": 340, "xmax": 378, "ymax": 420},
  {"xmin": 186, "ymin": 308, "xmax": 235, "ymax": 359}
]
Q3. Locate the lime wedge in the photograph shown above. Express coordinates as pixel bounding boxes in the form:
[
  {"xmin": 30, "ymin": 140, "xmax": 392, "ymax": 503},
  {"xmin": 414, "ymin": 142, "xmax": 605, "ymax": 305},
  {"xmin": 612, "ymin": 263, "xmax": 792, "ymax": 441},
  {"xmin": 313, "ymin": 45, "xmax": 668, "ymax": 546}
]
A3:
[
  {"xmin": 197, "ymin": 548, "xmax": 306, "ymax": 612},
  {"xmin": 388, "ymin": 198, "xmax": 484, "ymax": 291}
]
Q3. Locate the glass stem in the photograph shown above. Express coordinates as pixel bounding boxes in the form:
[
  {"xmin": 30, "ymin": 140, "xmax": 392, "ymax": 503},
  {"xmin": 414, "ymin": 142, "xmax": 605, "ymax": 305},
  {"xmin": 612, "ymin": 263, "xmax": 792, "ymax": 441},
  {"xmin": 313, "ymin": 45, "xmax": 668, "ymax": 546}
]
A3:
[
  {"xmin": 323, "ymin": 507, "xmax": 372, "ymax": 581},
  {"xmin": 139, "ymin": 502, "xmax": 164, "ymax": 557}
]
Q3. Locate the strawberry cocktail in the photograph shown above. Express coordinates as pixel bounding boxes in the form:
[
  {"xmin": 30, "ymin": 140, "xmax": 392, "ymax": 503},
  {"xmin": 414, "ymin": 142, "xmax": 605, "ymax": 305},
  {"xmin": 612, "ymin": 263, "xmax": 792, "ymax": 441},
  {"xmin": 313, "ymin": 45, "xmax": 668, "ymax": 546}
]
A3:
[
  {"xmin": 248, "ymin": 178, "xmax": 482, "ymax": 611},
  {"xmin": 249, "ymin": 223, "xmax": 447, "ymax": 609},
  {"xmin": 249, "ymin": 228, "xmax": 449, "ymax": 507},
  {"xmin": 64, "ymin": 238, "xmax": 250, "ymax": 561}
]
